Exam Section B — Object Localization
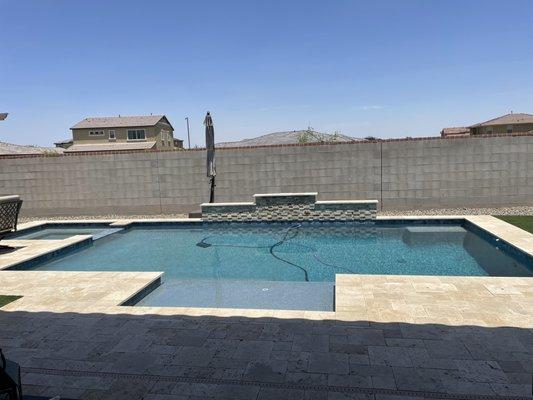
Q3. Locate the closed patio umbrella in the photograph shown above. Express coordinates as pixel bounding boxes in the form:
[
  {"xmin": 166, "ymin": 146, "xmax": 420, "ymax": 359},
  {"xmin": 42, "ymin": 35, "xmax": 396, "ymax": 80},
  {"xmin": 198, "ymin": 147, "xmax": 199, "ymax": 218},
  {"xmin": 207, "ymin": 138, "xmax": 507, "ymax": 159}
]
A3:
[{"xmin": 204, "ymin": 111, "xmax": 216, "ymax": 203}]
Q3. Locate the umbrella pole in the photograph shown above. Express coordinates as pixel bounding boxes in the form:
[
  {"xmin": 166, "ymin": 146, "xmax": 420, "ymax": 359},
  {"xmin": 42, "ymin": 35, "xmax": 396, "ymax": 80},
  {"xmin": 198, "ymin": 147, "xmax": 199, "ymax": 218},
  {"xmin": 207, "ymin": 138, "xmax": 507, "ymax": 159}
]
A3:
[{"xmin": 209, "ymin": 176, "xmax": 216, "ymax": 203}]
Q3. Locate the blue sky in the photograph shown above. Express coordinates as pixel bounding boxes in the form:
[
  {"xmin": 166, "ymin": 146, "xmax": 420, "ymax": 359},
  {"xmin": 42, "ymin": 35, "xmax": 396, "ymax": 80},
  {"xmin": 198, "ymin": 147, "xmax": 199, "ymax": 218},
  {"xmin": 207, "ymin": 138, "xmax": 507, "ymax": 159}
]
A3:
[{"xmin": 1, "ymin": 0, "xmax": 533, "ymax": 147}]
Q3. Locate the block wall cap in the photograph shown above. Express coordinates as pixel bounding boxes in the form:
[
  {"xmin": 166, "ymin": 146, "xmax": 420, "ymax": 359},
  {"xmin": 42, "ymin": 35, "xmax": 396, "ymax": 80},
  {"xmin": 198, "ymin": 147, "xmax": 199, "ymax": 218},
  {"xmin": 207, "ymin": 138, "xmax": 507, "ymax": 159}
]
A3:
[
  {"xmin": 201, "ymin": 202, "xmax": 255, "ymax": 207},
  {"xmin": 253, "ymin": 192, "xmax": 318, "ymax": 198},
  {"xmin": 315, "ymin": 200, "xmax": 379, "ymax": 205}
]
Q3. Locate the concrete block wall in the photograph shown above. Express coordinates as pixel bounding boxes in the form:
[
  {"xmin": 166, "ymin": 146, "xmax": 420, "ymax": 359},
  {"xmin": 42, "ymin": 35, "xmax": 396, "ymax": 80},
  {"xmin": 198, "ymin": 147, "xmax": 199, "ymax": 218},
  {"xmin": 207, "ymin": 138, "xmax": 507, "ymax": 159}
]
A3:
[
  {"xmin": 0, "ymin": 153, "xmax": 163, "ymax": 215},
  {"xmin": 0, "ymin": 134, "xmax": 531, "ymax": 216},
  {"xmin": 206, "ymin": 143, "xmax": 382, "ymax": 204},
  {"xmin": 381, "ymin": 135, "xmax": 533, "ymax": 209}
]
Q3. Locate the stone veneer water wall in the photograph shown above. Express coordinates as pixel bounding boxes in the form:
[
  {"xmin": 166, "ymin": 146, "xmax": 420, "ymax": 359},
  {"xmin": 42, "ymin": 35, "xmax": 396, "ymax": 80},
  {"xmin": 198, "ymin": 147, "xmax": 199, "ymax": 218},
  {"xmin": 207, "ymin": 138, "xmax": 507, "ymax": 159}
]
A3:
[{"xmin": 201, "ymin": 193, "xmax": 378, "ymax": 222}]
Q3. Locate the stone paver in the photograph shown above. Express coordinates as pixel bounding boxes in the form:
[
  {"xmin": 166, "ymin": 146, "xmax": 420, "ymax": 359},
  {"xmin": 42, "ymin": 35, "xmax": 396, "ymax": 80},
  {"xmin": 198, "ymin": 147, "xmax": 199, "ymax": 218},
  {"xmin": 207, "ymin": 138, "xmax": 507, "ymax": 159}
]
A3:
[{"xmin": 2, "ymin": 311, "xmax": 530, "ymax": 399}]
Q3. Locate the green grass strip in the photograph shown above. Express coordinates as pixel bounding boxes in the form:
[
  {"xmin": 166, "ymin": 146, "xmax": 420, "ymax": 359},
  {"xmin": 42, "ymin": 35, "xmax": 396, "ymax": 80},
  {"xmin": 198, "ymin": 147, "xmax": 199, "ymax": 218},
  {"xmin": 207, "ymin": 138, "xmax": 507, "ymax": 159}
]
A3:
[
  {"xmin": 495, "ymin": 215, "xmax": 533, "ymax": 234},
  {"xmin": 0, "ymin": 295, "xmax": 22, "ymax": 308}
]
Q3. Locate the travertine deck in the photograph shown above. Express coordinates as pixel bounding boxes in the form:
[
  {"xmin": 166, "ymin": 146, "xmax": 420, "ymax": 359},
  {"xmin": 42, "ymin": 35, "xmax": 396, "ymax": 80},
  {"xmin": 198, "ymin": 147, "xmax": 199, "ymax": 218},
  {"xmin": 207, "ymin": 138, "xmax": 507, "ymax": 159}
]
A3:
[
  {"xmin": 0, "ymin": 271, "xmax": 163, "ymax": 312},
  {"xmin": 0, "ymin": 216, "xmax": 531, "ymax": 399},
  {"xmin": 336, "ymin": 275, "xmax": 532, "ymax": 328}
]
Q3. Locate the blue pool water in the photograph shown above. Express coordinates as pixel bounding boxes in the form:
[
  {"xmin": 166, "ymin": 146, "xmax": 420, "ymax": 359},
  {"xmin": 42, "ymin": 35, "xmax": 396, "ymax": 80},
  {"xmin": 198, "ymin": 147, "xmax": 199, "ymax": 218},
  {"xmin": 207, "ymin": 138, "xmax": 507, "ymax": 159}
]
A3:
[
  {"xmin": 12, "ymin": 227, "xmax": 113, "ymax": 240},
  {"xmin": 12, "ymin": 222, "xmax": 533, "ymax": 310}
]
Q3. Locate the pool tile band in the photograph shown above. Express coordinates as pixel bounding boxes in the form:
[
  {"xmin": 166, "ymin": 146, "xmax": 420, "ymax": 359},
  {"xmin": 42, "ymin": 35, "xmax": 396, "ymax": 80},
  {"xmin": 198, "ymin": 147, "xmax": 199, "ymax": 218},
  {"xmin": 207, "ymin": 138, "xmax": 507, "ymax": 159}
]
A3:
[
  {"xmin": 120, "ymin": 276, "xmax": 162, "ymax": 306},
  {"xmin": 463, "ymin": 219, "xmax": 533, "ymax": 267},
  {"xmin": 201, "ymin": 193, "xmax": 378, "ymax": 222},
  {"xmin": 4, "ymin": 236, "xmax": 93, "ymax": 271}
]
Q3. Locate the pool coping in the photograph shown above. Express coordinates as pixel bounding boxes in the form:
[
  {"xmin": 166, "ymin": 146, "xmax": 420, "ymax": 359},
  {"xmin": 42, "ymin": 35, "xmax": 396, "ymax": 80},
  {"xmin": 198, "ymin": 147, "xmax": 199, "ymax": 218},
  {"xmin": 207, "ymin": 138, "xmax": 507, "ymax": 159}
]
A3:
[{"xmin": 0, "ymin": 215, "xmax": 531, "ymax": 325}]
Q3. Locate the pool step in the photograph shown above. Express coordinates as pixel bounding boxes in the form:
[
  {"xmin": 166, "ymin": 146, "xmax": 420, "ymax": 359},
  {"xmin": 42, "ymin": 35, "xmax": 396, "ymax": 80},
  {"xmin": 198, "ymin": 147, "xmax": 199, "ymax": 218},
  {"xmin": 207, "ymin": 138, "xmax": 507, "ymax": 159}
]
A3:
[
  {"xmin": 134, "ymin": 279, "xmax": 334, "ymax": 311},
  {"xmin": 91, "ymin": 227, "xmax": 124, "ymax": 240}
]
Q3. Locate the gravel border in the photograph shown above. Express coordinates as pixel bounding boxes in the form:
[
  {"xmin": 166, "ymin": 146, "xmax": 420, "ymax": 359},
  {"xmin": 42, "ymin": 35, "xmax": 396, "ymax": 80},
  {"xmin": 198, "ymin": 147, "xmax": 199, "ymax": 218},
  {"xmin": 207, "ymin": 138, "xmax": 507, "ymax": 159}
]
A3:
[
  {"xmin": 378, "ymin": 205, "xmax": 533, "ymax": 216},
  {"xmin": 19, "ymin": 213, "xmax": 189, "ymax": 223}
]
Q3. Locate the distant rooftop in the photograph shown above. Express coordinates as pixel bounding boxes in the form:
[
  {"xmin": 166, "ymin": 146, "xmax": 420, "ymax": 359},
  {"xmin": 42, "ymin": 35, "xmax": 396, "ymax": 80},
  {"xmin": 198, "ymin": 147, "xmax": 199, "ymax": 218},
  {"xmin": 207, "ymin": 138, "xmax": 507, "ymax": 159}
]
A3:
[
  {"xmin": 54, "ymin": 138, "xmax": 73, "ymax": 145},
  {"xmin": 441, "ymin": 127, "xmax": 470, "ymax": 137},
  {"xmin": 64, "ymin": 141, "xmax": 157, "ymax": 153},
  {"xmin": 71, "ymin": 115, "xmax": 172, "ymax": 130},
  {"xmin": 470, "ymin": 113, "xmax": 533, "ymax": 127},
  {"xmin": 217, "ymin": 130, "xmax": 361, "ymax": 148},
  {"xmin": 0, "ymin": 141, "xmax": 63, "ymax": 155}
]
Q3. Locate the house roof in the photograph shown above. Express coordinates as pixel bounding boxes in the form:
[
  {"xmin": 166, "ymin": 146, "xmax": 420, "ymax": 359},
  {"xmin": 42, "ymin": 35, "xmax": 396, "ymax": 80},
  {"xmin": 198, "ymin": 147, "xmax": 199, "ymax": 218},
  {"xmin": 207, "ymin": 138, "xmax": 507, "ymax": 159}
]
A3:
[
  {"xmin": 64, "ymin": 141, "xmax": 157, "ymax": 153},
  {"xmin": 470, "ymin": 113, "xmax": 533, "ymax": 127},
  {"xmin": 71, "ymin": 115, "xmax": 173, "ymax": 130},
  {"xmin": 54, "ymin": 138, "xmax": 74, "ymax": 145},
  {"xmin": 441, "ymin": 127, "xmax": 470, "ymax": 137}
]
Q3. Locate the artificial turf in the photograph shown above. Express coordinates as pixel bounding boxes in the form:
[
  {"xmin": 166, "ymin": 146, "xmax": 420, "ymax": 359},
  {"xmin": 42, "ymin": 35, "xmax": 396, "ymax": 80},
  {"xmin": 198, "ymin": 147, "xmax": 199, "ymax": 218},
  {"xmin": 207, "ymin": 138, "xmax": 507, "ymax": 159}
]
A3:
[
  {"xmin": 495, "ymin": 215, "xmax": 533, "ymax": 234},
  {"xmin": 0, "ymin": 295, "xmax": 22, "ymax": 308}
]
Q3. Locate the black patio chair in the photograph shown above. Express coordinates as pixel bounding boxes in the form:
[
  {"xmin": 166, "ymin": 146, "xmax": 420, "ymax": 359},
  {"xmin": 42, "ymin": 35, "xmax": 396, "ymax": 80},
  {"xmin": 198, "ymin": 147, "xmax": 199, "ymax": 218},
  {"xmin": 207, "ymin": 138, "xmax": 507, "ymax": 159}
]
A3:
[
  {"xmin": 0, "ymin": 196, "xmax": 23, "ymax": 247},
  {"xmin": 0, "ymin": 348, "xmax": 22, "ymax": 400}
]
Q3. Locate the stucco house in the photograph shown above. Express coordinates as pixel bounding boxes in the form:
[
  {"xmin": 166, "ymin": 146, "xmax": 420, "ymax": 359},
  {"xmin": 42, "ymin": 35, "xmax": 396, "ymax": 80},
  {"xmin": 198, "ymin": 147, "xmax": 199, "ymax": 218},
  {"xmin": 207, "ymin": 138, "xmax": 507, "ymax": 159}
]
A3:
[
  {"xmin": 469, "ymin": 112, "xmax": 533, "ymax": 135},
  {"xmin": 441, "ymin": 112, "xmax": 533, "ymax": 137},
  {"xmin": 65, "ymin": 115, "xmax": 181, "ymax": 153}
]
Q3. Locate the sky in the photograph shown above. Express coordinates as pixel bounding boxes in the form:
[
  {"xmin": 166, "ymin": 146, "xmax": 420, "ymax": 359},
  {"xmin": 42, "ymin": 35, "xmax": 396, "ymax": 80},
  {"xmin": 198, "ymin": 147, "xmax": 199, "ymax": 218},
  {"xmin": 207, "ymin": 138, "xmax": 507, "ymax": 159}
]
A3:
[{"xmin": 1, "ymin": 0, "xmax": 533, "ymax": 147}]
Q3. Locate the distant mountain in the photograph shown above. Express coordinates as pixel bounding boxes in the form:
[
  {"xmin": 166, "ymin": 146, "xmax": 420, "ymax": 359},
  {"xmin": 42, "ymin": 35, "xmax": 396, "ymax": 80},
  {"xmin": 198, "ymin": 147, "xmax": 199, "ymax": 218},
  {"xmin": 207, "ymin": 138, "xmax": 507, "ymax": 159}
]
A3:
[
  {"xmin": 0, "ymin": 141, "xmax": 64, "ymax": 155},
  {"xmin": 217, "ymin": 130, "xmax": 361, "ymax": 148}
]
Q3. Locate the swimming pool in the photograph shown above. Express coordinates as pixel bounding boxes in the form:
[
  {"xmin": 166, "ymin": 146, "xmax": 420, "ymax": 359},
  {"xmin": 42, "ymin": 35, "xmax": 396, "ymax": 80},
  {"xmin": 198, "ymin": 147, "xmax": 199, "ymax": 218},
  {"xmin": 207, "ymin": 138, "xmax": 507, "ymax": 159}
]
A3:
[{"xmin": 8, "ymin": 220, "xmax": 532, "ymax": 310}]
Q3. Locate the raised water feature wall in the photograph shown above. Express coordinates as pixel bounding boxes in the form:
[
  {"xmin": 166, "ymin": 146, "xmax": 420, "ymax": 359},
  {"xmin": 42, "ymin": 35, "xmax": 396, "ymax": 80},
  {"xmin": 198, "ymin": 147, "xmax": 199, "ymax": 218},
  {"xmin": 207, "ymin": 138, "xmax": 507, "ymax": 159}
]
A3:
[
  {"xmin": 201, "ymin": 193, "xmax": 378, "ymax": 222},
  {"xmin": 0, "ymin": 134, "xmax": 531, "ymax": 216}
]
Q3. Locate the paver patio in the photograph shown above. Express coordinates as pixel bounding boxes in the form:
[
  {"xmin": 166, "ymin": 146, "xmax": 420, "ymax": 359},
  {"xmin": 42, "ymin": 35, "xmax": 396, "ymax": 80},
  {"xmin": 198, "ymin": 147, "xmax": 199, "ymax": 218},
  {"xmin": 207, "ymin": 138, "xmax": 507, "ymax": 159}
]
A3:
[{"xmin": 0, "ymin": 216, "xmax": 531, "ymax": 399}]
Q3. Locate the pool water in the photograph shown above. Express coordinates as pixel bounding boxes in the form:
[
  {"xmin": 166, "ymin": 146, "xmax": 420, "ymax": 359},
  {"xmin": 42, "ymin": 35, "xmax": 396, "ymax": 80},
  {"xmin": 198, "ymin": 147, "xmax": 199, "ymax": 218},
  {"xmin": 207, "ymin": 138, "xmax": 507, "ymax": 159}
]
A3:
[
  {"xmin": 17, "ymin": 222, "xmax": 533, "ymax": 310},
  {"xmin": 12, "ymin": 227, "xmax": 118, "ymax": 240},
  {"xmin": 30, "ymin": 223, "xmax": 532, "ymax": 278}
]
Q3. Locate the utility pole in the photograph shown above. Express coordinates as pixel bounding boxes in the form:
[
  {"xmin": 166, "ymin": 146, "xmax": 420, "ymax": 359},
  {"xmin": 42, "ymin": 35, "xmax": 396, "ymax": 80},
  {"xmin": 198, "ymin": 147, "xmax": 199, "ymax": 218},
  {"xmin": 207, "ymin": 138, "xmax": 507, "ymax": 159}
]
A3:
[{"xmin": 185, "ymin": 117, "xmax": 191, "ymax": 149}]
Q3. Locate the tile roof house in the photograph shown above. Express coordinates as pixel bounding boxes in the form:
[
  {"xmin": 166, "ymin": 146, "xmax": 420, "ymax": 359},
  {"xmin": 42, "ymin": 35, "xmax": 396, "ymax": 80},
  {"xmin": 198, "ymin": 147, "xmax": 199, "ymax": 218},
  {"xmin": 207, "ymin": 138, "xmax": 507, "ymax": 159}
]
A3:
[
  {"xmin": 441, "ymin": 112, "xmax": 533, "ymax": 137},
  {"xmin": 469, "ymin": 113, "xmax": 533, "ymax": 135},
  {"xmin": 65, "ymin": 115, "xmax": 181, "ymax": 153}
]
